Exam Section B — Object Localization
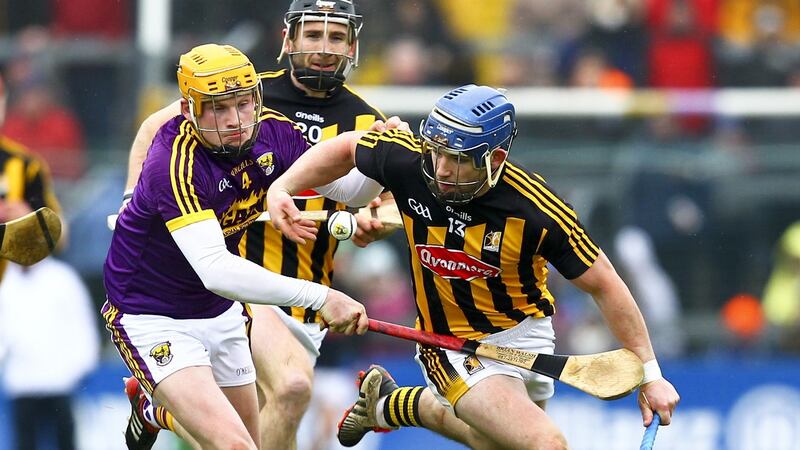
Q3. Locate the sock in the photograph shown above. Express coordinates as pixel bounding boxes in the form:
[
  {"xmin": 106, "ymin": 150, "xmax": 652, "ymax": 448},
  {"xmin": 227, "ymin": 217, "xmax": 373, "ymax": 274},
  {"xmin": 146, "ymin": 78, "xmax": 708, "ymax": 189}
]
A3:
[
  {"xmin": 375, "ymin": 397, "xmax": 391, "ymax": 428},
  {"xmin": 153, "ymin": 405, "xmax": 175, "ymax": 432},
  {"xmin": 140, "ymin": 397, "xmax": 175, "ymax": 432},
  {"xmin": 139, "ymin": 396, "xmax": 160, "ymax": 430},
  {"xmin": 381, "ymin": 386, "xmax": 424, "ymax": 428}
]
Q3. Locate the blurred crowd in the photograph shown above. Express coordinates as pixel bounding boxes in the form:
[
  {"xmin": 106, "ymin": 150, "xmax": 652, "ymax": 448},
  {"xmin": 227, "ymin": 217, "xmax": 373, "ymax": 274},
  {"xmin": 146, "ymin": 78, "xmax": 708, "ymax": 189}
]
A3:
[
  {"xmin": 0, "ymin": 2, "xmax": 798, "ymax": 448},
  {"xmin": 357, "ymin": 0, "xmax": 800, "ymax": 90},
  {"xmin": 0, "ymin": 0, "xmax": 797, "ymax": 363},
  {"xmin": 1, "ymin": 1, "xmax": 800, "ymax": 144}
]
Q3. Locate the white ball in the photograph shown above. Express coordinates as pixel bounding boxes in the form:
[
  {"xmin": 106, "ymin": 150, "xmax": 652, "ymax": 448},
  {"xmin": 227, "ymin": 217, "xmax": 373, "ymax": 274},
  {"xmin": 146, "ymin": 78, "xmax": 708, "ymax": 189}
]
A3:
[{"xmin": 327, "ymin": 210, "xmax": 356, "ymax": 241}]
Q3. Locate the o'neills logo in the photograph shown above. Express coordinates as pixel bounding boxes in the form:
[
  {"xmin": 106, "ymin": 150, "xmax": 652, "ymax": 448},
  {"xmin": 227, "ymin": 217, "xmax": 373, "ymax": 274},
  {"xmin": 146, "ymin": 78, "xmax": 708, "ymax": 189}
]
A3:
[
  {"xmin": 416, "ymin": 245, "xmax": 501, "ymax": 281},
  {"xmin": 295, "ymin": 111, "xmax": 325, "ymax": 123}
]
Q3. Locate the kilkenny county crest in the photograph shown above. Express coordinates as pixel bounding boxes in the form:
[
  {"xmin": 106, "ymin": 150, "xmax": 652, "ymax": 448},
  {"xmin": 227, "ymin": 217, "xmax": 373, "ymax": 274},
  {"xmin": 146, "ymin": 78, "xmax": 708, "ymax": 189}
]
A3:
[{"xmin": 463, "ymin": 354, "xmax": 484, "ymax": 375}]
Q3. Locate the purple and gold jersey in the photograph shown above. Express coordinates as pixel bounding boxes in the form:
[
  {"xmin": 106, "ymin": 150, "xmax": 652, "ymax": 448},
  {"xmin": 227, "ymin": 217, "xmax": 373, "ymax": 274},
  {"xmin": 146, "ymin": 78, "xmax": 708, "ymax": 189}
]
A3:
[{"xmin": 104, "ymin": 111, "xmax": 308, "ymax": 319}]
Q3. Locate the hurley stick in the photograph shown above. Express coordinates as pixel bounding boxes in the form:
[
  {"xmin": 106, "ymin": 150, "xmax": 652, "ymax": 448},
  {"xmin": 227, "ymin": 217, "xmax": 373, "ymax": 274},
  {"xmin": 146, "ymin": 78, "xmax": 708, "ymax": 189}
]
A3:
[
  {"xmin": 0, "ymin": 207, "xmax": 61, "ymax": 265},
  {"xmin": 368, "ymin": 318, "xmax": 643, "ymax": 401}
]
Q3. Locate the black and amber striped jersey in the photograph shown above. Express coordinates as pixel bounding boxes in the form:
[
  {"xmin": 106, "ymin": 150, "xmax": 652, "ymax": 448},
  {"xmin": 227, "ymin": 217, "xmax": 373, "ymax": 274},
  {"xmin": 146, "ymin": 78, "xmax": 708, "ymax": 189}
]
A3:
[
  {"xmin": 355, "ymin": 130, "xmax": 600, "ymax": 340},
  {"xmin": 0, "ymin": 136, "xmax": 61, "ymax": 280},
  {"xmin": 238, "ymin": 69, "xmax": 385, "ymax": 324}
]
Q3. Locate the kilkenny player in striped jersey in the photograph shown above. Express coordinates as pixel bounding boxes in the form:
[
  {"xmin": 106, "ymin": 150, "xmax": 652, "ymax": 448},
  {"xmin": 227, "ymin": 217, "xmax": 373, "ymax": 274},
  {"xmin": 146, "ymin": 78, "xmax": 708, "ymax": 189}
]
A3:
[
  {"xmin": 242, "ymin": 67, "xmax": 384, "ymax": 325},
  {"xmin": 0, "ymin": 74, "xmax": 62, "ymax": 279},
  {"xmin": 267, "ymin": 84, "xmax": 680, "ymax": 449},
  {"xmin": 0, "ymin": 136, "xmax": 62, "ymax": 277},
  {"xmin": 105, "ymin": 44, "xmax": 380, "ymax": 450}
]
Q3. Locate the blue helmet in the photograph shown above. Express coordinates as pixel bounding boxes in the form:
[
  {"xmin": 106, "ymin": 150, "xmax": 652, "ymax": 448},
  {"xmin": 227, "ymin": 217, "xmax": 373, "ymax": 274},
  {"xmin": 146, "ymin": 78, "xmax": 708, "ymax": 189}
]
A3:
[{"xmin": 420, "ymin": 84, "xmax": 517, "ymax": 204}]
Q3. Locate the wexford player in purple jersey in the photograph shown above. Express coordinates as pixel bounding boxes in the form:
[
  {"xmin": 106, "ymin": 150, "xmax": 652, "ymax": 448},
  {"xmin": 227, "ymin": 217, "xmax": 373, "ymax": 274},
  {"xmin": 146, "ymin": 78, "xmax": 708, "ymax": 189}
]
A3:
[{"xmin": 103, "ymin": 44, "xmax": 382, "ymax": 450}]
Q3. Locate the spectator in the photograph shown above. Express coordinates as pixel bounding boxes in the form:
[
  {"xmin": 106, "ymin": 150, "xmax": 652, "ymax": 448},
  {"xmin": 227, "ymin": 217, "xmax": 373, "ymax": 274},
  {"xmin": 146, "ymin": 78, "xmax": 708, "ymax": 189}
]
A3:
[
  {"xmin": 46, "ymin": 0, "xmax": 132, "ymax": 146},
  {"xmin": 508, "ymin": 0, "xmax": 588, "ymax": 86},
  {"xmin": 614, "ymin": 226, "xmax": 685, "ymax": 358},
  {"xmin": 581, "ymin": 0, "xmax": 648, "ymax": 85},
  {"xmin": 50, "ymin": 0, "xmax": 130, "ymax": 39},
  {"xmin": 0, "ymin": 257, "xmax": 100, "ymax": 450},
  {"xmin": 382, "ymin": 37, "xmax": 432, "ymax": 85},
  {"xmin": 569, "ymin": 47, "xmax": 633, "ymax": 89},
  {"xmin": 495, "ymin": 41, "xmax": 557, "ymax": 87},
  {"xmin": 645, "ymin": 0, "xmax": 716, "ymax": 89},
  {"xmin": 359, "ymin": 0, "xmax": 474, "ymax": 85},
  {"xmin": 718, "ymin": 0, "xmax": 800, "ymax": 48},
  {"xmin": 717, "ymin": 1, "xmax": 800, "ymax": 87},
  {"xmin": 646, "ymin": 0, "xmax": 717, "ymax": 133},
  {"xmin": 1, "ymin": 74, "xmax": 86, "ymax": 180},
  {"xmin": 620, "ymin": 114, "xmax": 715, "ymax": 309}
]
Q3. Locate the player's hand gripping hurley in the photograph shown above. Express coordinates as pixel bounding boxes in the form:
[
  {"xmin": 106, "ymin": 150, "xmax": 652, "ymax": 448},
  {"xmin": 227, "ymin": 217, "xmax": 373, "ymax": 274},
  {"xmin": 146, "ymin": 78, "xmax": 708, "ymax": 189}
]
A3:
[
  {"xmin": 368, "ymin": 319, "xmax": 644, "ymax": 400},
  {"xmin": 639, "ymin": 412, "xmax": 661, "ymax": 450}
]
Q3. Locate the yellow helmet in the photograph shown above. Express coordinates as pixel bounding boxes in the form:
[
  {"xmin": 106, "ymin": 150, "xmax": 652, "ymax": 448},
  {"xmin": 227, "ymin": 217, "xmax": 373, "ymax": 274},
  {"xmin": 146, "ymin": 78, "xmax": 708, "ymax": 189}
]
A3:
[
  {"xmin": 177, "ymin": 43, "xmax": 259, "ymax": 117},
  {"xmin": 177, "ymin": 44, "xmax": 263, "ymax": 158}
]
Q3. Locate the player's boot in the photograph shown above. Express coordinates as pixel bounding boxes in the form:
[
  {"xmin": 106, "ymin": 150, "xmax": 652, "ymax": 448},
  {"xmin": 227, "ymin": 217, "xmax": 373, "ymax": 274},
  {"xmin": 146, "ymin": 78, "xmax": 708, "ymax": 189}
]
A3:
[
  {"xmin": 337, "ymin": 365, "xmax": 400, "ymax": 447},
  {"xmin": 124, "ymin": 377, "xmax": 160, "ymax": 450}
]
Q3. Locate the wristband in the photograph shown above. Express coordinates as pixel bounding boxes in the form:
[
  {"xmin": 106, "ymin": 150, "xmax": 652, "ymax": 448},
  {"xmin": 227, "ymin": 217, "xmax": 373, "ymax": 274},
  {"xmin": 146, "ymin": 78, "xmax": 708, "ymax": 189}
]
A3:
[
  {"xmin": 642, "ymin": 359, "xmax": 663, "ymax": 384},
  {"xmin": 123, "ymin": 189, "xmax": 135, "ymax": 201}
]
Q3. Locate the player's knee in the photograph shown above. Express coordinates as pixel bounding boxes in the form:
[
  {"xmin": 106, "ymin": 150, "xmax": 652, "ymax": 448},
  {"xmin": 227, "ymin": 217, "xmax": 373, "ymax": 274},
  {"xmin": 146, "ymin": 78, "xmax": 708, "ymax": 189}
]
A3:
[{"xmin": 274, "ymin": 372, "xmax": 312, "ymax": 410}]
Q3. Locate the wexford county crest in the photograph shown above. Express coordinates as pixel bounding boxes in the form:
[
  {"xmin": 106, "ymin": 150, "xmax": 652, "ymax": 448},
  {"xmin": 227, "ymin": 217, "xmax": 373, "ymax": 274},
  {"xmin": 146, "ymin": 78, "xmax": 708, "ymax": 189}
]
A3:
[
  {"xmin": 257, "ymin": 152, "xmax": 275, "ymax": 176},
  {"xmin": 149, "ymin": 342, "xmax": 173, "ymax": 366}
]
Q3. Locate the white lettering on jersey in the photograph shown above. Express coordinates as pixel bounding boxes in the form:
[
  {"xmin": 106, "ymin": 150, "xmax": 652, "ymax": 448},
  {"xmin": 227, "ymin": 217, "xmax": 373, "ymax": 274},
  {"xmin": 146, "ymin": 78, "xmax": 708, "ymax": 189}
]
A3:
[
  {"xmin": 295, "ymin": 111, "xmax": 325, "ymax": 123},
  {"xmin": 445, "ymin": 205, "xmax": 472, "ymax": 222},
  {"xmin": 408, "ymin": 198, "xmax": 432, "ymax": 220},
  {"xmin": 219, "ymin": 178, "xmax": 233, "ymax": 192}
]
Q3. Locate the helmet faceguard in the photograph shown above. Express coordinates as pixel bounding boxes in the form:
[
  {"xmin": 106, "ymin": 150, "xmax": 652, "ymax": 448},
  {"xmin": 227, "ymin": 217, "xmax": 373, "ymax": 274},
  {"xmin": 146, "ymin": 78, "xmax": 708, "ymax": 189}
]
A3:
[
  {"xmin": 279, "ymin": 0, "xmax": 363, "ymax": 93},
  {"xmin": 177, "ymin": 44, "xmax": 263, "ymax": 159},
  {"xmin": 420, "ymin": 85, "xmax": 517, "ymax": 205}
]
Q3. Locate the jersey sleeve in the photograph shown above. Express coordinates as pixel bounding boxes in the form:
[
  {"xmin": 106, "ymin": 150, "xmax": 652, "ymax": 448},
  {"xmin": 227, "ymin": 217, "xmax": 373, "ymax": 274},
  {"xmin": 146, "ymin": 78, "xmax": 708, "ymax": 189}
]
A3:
[
  {"xmin": 344, "ymin": 85, "xmax": 387, "ymax": 125},
  {"xmin": 354, "ymin": 129, "xmax": 420, "ymax": 188},
  {"xmin": 143, "ymin": 126, "xmax": 217, "ymax": 232},
  {"xmin": 534, "ymin": 184, "xmax": 601, "ymax": 280}
]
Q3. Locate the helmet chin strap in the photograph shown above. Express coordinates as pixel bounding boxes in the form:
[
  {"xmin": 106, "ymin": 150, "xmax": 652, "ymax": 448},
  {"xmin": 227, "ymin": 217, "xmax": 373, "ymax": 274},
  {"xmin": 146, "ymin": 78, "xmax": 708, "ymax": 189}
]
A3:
[
  {"xmin": 216, "ymin": 141, "xmax": 255, "ymax": 159},
  {"xmin": 484, "ymin": 149, "xmax": 506, "ymax": 189}
]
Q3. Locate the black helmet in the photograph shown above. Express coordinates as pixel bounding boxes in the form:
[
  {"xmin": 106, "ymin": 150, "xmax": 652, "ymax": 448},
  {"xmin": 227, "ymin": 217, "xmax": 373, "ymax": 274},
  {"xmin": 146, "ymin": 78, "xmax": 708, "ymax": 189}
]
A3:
[{"xmin": 279, "ymin": 0, "xmax": 363, "ymax": 93}]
